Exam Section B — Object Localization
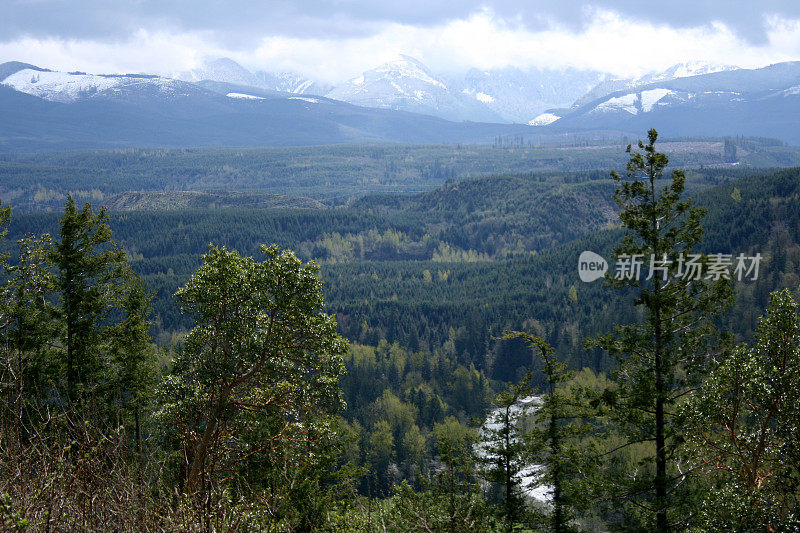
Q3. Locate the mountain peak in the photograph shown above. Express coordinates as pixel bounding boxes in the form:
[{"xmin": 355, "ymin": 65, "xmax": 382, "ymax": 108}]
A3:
[
  {"xmin": 643, "ymin": 61, "xmax": 739, "ymax": 83},
  {"xmin": 178, "ymin": 57, "xmax": 260, "ymax": 87},
  {"xmin": 367, "ymin": 55, "xmax": 446, "ymax": 90},
  {"xmin": 325, "ymin": 56, "xmax": 507, "ymax": 122}
]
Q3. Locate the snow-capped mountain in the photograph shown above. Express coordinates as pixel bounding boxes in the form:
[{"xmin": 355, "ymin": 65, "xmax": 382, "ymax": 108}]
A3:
[
  {"xmin": 454, "ymin": 67, "xmax": 606, "ymax": 123},
  {"xmin": 0, "ymin": 60, "xmax": 547, "ymax": 151},
  {"xmin": 173, "ymin": 57, "xmax": 741, "ymax": 126},
  {"xmin": 178, "ymin": 57, "xmax": 263, "ymax": 88},
  {"xmin": 539, "ymin": 62, "xmax": 800, "ymax": 142},
  {"xmin": 3, "ymin": 58, "xmax": 800, "ymax": 149},
  {"xmin": 325, "ymin": 55, "xmax": 504, "ymax": 123},
  {"xmin": 2, "ymin": 63, "xmax": 204, "ymax": 103},
  {"xmin": 573, "ymin": 62, "xmax": 739, "ymax": 107},
  {"xmin": 253, "ymin": 71, "xmax": 332, "ymax": 96},
  {"xmin": 179, "ymin": 57, "xmax": 329, "ymax": 96},
  {"xmin": 322, "ymin": 58, "xmax": 739, "ymax": 124}
]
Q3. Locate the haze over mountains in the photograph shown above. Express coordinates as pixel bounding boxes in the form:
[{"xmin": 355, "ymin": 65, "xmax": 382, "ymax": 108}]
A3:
[
  {"xmin": 1, "ymin": 55, "xmax": 800, "ymax": 149},
  {"xmin": 177, "ymin": 56, "xmax": 741, "ymax": 124}
]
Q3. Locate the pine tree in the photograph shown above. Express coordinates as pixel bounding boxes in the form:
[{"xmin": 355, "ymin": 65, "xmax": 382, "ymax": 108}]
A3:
[
  {"xmin": 107, "ymin": 274, "xmax": 157, "ymax": 455},
  {"xmin": 1, "ymin": 234, "xmax": 55, "ymax": 437},
  {"xmin": 51, "ymin": 196, "xmax": 128, "ymax": 410},
  {"xmin": 479, "ymin": 372, "xmax": 533, "ymax": 529},
  {"xmin": 595, "ymin": 130, "xmax": 733, "ymax": 530},
  {"xmin": 503, "ymin": 331, "xmax": 579, "ymax": 532}
]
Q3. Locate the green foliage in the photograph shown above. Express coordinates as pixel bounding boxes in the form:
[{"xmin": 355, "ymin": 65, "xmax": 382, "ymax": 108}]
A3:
[
  {"xmin": 51, "ymin": 196, "xmax": 129, "ymax": 405},
  {"xmin": 157, "ymin": 244, "xmax": 348, "ymax": 497},
  {"xmin": 479, "ymin": 372, "xmax": 535, "ymax": 529},
  {"xmin": 8, "ymin": 163, "xmax": 797, "ymax": 376},
  {"xmin": 0, "ymin": 232, "xmax": 56, "ymax": 436},
  {"xmin": 0, "ymin": 198, "xmax": 157, "ymax": 445},
  {"xmin": 339, "ymin": 341, "xmax": 491, "ymax": 497},
  {"xmin": 503, "ymin": 331, "xmax": 602, "ymax": 533},
  {"xmin": 0, "ymin": 492, "xmax": 29, "ymax": 531},
  {"xmin": 682, "ymin": 289, "xmax": 800, "ymax": 530},
  {"xmin": 6, "ymin": 143, "xmax": 800, "ymax": 529},
  {"xmin": 594, "ymin": 130, "xmax": 734, "ymax": 530}
]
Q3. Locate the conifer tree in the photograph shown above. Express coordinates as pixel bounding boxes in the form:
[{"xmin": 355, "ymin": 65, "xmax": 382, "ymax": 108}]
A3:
[
  {"xmin": 479, "ymin": 372, "xmax": 533, "ymax": 529},
  {"xmin": 503, "ymin": 331, "xmax": 588, "ymax": 533},
  {"xmin": 1, "ymin": 234, "xmax": 55, "ymax": 435},
  {"xmin": 595, "ymin": 130, "xmax": 733, "ymax": 530},
  {"xmin": 107, "ymin": 274, "xmax": 157, "ymax": 454},
  {"xmin": 52, "ymin": 197, "xmax": 128, "ymax": 409}
]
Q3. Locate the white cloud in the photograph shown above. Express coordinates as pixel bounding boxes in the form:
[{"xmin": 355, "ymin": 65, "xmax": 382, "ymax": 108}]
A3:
[
  {"xmin": 0, "ymin": 29, "xmax": 220, "ymax": 75},
  {"xmin": 1, "ymin": 8, "xmax": 798, "ymax": 82}
]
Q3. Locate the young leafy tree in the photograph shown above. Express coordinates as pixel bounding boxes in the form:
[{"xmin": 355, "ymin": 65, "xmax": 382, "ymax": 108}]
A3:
[
  {"xmin": 595, "ymin": 130, "xmax": 733, "ymax": 530},
  {"xmin": 681, "ymin": 289, "xmax": 800, "ymax": 530},
  {"xmin": 158, "ymin": 244, "xmax": 347, "ymax": 497},
  {"xmin": 387, "ymin": 418, "xmax": 488, "ymax": 533}
]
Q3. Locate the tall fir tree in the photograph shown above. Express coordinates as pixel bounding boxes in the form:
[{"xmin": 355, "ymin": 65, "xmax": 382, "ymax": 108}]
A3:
[
  {"xmin": 106, "ymin": 274, "xmax": 157, "ymax": 454},
  {"xmin": 595, "ymin": 130, "xmax": 733, "ymax": 530},
  {"xmin": 51, "ymin": 197, "xmax": 129, "ymax": 412},
  {"xmin": 479, "ymin": 372, "xmax": 533, "ymax": 530}
]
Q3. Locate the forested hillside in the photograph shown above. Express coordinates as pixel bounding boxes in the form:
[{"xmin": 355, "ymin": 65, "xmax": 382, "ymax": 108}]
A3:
[
  {"xmin": 2, "ymin": 137, "xmax": 800, "ymax": 530},
  {"xmin": 2, "ymin": 139, "xmax": 798, "ymax": 210},
  {"xmin": 5, "ymin": 163, "xmax": 799, "ymax": 371}
]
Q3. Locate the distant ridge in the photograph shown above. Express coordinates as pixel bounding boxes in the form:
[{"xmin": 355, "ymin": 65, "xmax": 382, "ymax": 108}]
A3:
[{"xmin": 105, "ymin": 190, "xmax": 326, "ymax": 211}]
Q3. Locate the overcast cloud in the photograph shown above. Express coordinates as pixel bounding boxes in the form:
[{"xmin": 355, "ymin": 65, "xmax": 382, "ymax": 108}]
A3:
[{"xmin": 1, "ymin": 1, "xmax": 799, "ymax": 82}]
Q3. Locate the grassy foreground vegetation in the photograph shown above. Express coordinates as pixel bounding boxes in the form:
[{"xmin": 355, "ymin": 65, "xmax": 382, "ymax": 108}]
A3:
[{"xmin": 1, "ymin": 133, "xmax": 800, "ymax": 530}]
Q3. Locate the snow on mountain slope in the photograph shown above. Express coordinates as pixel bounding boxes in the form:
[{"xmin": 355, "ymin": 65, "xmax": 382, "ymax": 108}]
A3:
[
  {"xmin": 254, "ymin": 71, "xmax": 332, "ymax": 95},
  {"xmin": 574, "ymin": 62, "xmax": 739, "ymax": 106},
  {"xmin": 178, "ymin": 57, "xmax": 330, "ymax": 96},
  {"xmin": 179, "ymin": 57, "xmax": 262, "ymax": 88},
  {"xmin": 586, "ymin": 87, "xmax": 695, "ymax": 116},
  {"xmin": 288, "ymin": 96, "xmax": 319, "ymax": 103},
  {"xmin": 594, "ymin": 93, "xmax": 639, "ymax": 114},
  {"xmin": 644, "ymin": 62, "xmax": 738, "ymax": 83},
  {"xmin": 325, "ymin": 55, "xmax": 503, "ymax": 123},
  {"xmin": 540, "ymin": 62, "xmax": 800, "ymax": 143},
  {"xmin": 227, "ymin": 92, "xmax": 265, "ymax": 100},
  {"xmin": 528, "ymin": 113, "xmax": 561, "ymax": 126},
  {"xmin": 458, "ymin": 67, "xmax": 605, "ymax": 123},
  {"xmin": 783, "ymin": 85, "xmax": 800, "ymax": 96},
  {"xmin": 327, "ymin": 56, "xmax": 446, "ymax": 102},
  {"xmin": 2, "ymin": 68, "xmax": 190, "ymax": 103},
  {"xmin": 640, "ymin": 88, "xmax": 674, "ymax": 112}
]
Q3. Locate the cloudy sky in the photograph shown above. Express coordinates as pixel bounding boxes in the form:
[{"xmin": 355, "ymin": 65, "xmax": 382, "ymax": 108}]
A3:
[{"xmin": 2, "ymin": 1, "xmax": 800, "ymax": 82}]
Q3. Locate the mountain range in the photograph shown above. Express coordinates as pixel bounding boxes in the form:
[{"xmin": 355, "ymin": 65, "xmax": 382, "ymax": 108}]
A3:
[
  {"xmin": 178, "ymin": 56, "xmax": 738, "ymax": 124},
  {"xmin": 1, "ymin": 55, "xmax": 800, "ymax": 149},
  {"xmin": 544, "ymin": 61, "xmax": 800, "ymax": 142},
  {"xmin": 0, "ymin": 61, "xmax": 548, "ymax": 151}
]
